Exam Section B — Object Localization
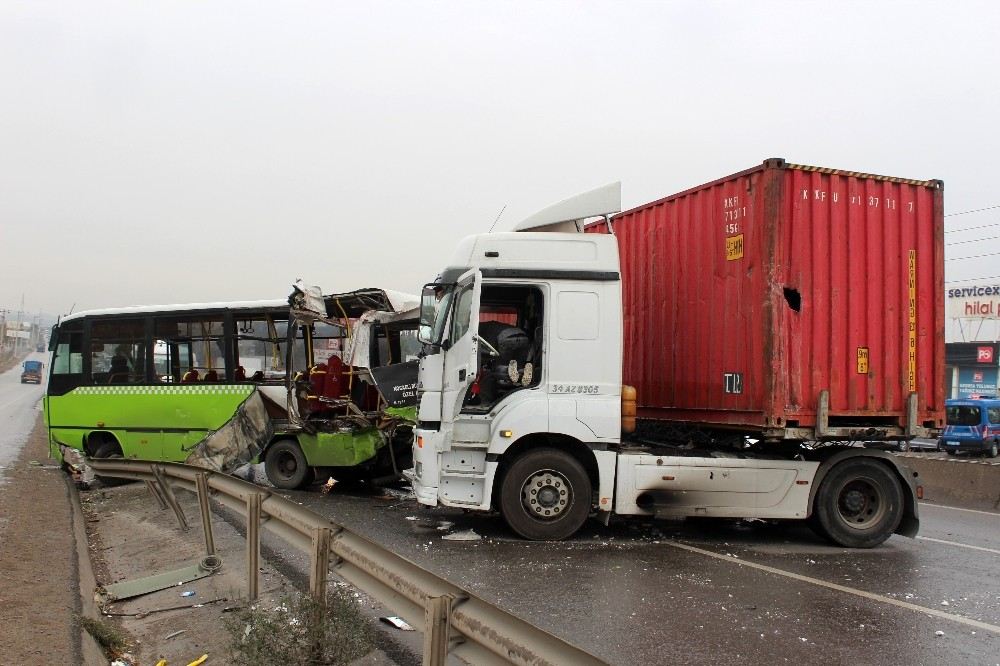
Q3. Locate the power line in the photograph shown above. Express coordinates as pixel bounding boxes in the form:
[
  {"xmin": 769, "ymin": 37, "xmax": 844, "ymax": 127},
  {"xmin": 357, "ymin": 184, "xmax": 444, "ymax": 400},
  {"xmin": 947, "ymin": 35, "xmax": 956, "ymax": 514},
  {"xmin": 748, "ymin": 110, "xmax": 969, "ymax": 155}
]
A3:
[
  {"xmin": 945, "ymin": 204, "xmax": 1000, "ymax": 218},
  {"xmin": 945, "ymin": 220, "xmax": 1000, "ymax": 234},
  {"xmin": 946, "ymin": 274, "xmax": 1000, "ymax": 284},
  {"xmin": 946, "ymin": 234, "xmax": 1000, "ymax": 246},
  {"xmin": 946, "ymin": 250, "xmax": 1000, "ymax": 262}
]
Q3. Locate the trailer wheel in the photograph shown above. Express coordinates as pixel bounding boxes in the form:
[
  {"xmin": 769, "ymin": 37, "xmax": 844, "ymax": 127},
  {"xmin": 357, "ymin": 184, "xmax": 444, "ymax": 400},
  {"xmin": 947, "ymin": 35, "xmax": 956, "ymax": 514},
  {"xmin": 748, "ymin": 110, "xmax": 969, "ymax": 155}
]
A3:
[
  {"xmin": 264, "ymin": 440, "xmax": 312, "ymax": 489},
  {"xmin": 499, "ymin": 448, "xmax": 591, "ymax": 541},
  {"xmin": 813, "ymin": 458, "xmax": 903, "ymax": 548}
]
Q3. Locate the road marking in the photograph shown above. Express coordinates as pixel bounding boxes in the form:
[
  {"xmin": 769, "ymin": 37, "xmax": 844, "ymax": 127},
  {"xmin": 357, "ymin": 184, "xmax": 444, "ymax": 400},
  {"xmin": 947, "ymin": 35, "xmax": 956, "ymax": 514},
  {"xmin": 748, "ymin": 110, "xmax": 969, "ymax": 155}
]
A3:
[
  {"xmin": 919, "ymin": 502, "xmax": 1000, "ymax": 517},
  {"xmin": 666, "ymin": 540, "xmax": 1000, "ymax": 635},
  {"xmin": 916, "ymin": 535, "xmax": 1000, "ymax": 555}
]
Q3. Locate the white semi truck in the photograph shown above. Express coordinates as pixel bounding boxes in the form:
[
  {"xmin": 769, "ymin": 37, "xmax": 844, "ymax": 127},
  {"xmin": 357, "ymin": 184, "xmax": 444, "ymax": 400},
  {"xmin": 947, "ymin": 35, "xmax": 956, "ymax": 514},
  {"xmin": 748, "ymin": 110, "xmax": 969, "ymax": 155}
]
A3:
[{"xmin": 409, "ymin": 185, "xmax": 920, "ymax": 548}]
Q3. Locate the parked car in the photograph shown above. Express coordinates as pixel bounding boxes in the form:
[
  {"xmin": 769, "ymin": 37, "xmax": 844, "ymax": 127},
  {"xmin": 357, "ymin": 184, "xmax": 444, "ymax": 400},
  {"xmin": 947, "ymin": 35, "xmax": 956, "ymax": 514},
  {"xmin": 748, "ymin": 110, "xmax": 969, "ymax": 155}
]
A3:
[{"xmin": 938, "ymin": 398, "xmax": 1000, "ymax": 458}]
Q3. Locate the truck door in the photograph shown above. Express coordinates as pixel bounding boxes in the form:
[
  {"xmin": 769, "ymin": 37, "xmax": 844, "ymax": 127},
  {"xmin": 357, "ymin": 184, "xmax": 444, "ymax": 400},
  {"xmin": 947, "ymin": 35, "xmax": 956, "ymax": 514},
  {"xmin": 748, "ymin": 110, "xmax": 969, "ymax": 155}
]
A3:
[{"xmin": 440, "ymin": 271, "xmax": 481, "ymax": 423}]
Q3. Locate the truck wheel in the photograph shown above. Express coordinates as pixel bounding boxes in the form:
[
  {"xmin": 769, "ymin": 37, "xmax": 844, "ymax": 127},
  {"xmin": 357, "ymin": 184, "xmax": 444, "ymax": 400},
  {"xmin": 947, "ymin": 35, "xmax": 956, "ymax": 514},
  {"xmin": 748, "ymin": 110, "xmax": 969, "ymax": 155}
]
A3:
[
  {"xmin": 92, "ymin": 440, "xmax": 131, "ymax": 486},
  {"xmin": 265, "ymin": 440, "xmax": 312, "ymax": 489},
  {"xmin": 813, "ymin": 458, "xmax": 903, "ymax": 548},
  {"xmin": 499, "ymin": 448, "xmax": 591, "ymax": 541}
]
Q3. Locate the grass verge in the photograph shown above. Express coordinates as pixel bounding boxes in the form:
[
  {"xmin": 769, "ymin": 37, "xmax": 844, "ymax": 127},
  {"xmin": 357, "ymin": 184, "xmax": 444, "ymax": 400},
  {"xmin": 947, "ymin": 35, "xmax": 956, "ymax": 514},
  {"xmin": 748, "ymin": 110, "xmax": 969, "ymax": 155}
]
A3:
[{"xmin": 223, "ymin": 588, "xmax": 376, "ymax": 665}]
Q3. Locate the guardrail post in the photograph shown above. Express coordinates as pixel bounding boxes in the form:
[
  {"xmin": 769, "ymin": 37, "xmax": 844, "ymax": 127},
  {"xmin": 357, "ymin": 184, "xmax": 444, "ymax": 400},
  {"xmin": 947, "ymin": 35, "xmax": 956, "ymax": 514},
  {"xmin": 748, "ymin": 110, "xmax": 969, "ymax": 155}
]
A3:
[
  {"xmin": 423, "ymin": 594, "xmax": 454, "ymax": 666},
  {"xmin": 309, "ymin": 527, "xmax": 332, "ymax": 605},
  {"xmin": 144, "ymin": 480, "xmax": 168, "ymax": 510},
  {"xmin": 152, "ymin": 465, "xmax": 188, "ymax": 530},
  {"xmin": 195, "ymin": 473, "xmax": 215, "ymax": 556},
  {"xmin": 246, "ymin": 492, "xmax": 261, "ymax": 601}
]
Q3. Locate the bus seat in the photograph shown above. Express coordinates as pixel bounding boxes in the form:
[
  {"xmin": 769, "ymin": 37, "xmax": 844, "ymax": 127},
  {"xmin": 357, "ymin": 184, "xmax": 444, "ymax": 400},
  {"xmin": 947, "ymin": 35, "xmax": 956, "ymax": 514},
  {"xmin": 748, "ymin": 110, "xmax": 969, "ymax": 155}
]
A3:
[
  {"xmin": 323, "ymin": 356, "xmax": 345, "ymax": 400},
  {"xmin": 307, "ymin": 364, "xmax": 328, "ymax": 411}
]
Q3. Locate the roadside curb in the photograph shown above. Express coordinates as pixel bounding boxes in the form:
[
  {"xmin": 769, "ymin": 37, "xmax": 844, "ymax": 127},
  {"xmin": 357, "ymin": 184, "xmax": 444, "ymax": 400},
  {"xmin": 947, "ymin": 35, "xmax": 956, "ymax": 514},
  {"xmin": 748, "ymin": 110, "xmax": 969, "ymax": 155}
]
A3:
[{"xmin": 65, "ymin": 474, "xmax": 109, "ymax": 665}]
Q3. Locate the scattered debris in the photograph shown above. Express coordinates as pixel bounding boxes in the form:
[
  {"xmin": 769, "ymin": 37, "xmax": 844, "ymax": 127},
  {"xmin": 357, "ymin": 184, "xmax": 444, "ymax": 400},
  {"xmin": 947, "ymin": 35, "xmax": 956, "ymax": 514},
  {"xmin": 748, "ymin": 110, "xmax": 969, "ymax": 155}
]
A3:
[
  {"xmin": 181, "ymin": 591, "xmax": 196, "ymax": 598},
  {"xmin": 321, "ymin": 477, "xmax": 338, "ymax": 494},
  {"xmin": 101, "ymin": 556, "xmax": 222, "ymax": 603},
  {"xmin": 442, "ymin": 529, "xmax": 482, "ymax": 541},
  {"xmin": 935, "ymin": 630, "xmax": 945, "ymax": 637},
  {"xmin": 165, "ymin": 629, "xmax": 187, "ymax": 640},
  {"xmin": 436, "ymin": 521, "xmax": 455, "ymax": 531},
  {"xmin": 380, "ymin": 616, "xmax": 415, "ymax": 631},
  {"xmin": 102, "ymin": 597, "xmax": 227, "ymax": 618},
  {"xmin": 940, "ymin": 600, "xmax": 950, "ymax": 606}
]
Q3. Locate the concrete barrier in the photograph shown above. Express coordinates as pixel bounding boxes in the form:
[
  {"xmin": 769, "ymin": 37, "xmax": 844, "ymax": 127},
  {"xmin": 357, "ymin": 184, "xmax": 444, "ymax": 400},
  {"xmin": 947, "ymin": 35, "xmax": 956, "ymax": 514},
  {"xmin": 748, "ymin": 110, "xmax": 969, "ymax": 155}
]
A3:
[{"xmin": 900, "ymin": 455, "xmax": 1000, "ymax": 512}]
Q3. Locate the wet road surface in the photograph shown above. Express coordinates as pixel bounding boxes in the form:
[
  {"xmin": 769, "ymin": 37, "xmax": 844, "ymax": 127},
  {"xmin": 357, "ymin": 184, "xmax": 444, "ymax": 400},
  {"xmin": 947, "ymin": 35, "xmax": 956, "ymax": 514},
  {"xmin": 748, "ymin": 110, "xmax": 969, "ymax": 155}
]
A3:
[
  {"xmin": 0, "ymin": 352, "xmax": 46, "ymax": 484},
  {"xmin": 276, "ymin": 483, "xmax": 1000, "ymax": 665}
]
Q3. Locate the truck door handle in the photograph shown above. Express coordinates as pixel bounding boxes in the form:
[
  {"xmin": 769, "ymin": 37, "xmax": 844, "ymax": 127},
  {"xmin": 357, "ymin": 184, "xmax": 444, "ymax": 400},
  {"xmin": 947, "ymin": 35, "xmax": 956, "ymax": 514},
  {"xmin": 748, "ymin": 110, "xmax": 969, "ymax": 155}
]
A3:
[{"xmin": 458, "ymin": 369, "xmax": 466, "ymax": 381}]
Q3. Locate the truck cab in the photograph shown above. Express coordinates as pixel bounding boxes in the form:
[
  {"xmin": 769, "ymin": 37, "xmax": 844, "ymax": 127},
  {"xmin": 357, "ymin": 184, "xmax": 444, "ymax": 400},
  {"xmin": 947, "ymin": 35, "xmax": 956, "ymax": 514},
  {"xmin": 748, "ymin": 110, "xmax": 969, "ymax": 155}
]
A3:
[{"xmin": 411, "ymin": 185, "xmax": 625, "ymax": 539}]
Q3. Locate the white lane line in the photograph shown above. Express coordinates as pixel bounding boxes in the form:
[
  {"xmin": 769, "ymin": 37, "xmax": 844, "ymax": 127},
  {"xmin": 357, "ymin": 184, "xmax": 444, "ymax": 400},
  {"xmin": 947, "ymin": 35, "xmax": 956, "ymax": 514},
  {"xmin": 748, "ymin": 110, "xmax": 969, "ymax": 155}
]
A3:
[
  {"xmin": 920, "ymin": 503, "xmax": 1000, "ymax": 517},
  {"xmin": 665, "ymin": 540, "xmax": 1000, "ymax": 635},
  {"xmin": 917, "ymin": 535, "xmax": 1000, "ymax": 555}
]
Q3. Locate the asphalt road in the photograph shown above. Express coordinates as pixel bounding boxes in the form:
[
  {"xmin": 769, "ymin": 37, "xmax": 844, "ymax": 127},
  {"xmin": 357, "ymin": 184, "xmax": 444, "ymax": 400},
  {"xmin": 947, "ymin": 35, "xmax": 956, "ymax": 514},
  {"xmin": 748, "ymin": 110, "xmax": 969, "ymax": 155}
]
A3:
[
  {"xmin": 0, "ymin": 351, "xmax": 46, "ymax": 484},
  {"xmin": 2, "ymin": 365, "xmax": 995, "ymax": 664},
  {"xmin": 277, "ymin": 479, "xmax": 1000, "ymax": 665}
]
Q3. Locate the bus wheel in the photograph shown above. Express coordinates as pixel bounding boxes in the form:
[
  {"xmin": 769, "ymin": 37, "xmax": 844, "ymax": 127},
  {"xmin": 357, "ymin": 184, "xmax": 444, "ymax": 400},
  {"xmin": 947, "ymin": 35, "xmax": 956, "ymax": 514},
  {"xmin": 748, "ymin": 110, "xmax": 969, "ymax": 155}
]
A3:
[
  {"xmin": 499, "ymin": 448, "xmax": 591, "ymax": 541},
  {"xmin": 265, "ymin": 440, "xmax": 312, "ymax": 490},
  {"xmin": 92, "ymin": 439, "xmax": 130, "ymax": 486},
  {"xmin": 813, "ymin": 458, "xmax": 903, "ymax": 548}
]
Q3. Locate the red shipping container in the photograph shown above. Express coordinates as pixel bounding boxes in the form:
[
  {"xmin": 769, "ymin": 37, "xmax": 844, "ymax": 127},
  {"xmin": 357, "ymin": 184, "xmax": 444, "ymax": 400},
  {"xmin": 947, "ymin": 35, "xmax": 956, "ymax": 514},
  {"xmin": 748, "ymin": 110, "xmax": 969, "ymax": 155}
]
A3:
[{"xmin": 587, "ymin": 158, "xmax": 944, "ymax": 441}]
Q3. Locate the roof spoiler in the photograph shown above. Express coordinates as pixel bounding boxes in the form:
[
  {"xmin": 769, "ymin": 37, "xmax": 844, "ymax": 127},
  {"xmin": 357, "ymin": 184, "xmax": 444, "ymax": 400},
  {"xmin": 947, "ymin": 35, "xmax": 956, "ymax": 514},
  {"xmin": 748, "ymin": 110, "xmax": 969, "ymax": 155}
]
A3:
[{"xmin": 512, "ymin": 182, "xmax": 621, "ymax": 233}]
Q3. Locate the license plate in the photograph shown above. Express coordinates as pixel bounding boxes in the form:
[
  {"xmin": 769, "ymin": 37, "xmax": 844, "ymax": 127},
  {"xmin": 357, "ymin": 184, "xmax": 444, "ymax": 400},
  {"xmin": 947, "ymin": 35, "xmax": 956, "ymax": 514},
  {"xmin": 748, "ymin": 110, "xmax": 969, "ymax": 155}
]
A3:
[{"xmin": 946, "ymin": 441, "xmax": 959, "ymax": 446}]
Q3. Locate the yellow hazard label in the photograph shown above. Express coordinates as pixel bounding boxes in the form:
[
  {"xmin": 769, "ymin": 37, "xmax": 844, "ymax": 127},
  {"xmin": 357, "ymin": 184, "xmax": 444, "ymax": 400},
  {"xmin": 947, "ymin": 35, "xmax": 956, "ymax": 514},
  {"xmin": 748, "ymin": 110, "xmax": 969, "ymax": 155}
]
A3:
[
  {"xmin": 725, "ymin": 234, "xmax": 744, "ymax": 261},
  {"xmin": 908, "ymin": 250, "xmax": 917, "ymax": 393},
  {"xmin": 857, "ymin": 347, "xmax": 869, "ymax": 374}
]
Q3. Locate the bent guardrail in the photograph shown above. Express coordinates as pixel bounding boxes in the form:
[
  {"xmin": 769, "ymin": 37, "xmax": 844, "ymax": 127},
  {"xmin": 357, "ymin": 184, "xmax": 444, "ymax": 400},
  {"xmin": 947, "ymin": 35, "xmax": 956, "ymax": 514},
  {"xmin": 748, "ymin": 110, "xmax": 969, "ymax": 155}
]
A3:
[{"xmin": 87, "ymin": 458, "xmax": 607, "ymax": 666}]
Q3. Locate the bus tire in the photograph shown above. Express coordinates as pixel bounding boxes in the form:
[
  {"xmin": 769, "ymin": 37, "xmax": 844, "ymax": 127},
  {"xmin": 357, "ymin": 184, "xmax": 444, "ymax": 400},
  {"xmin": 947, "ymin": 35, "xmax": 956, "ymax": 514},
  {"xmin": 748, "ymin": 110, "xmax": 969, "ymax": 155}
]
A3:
[
  {"xmin": 92, "ymin": 439, "xmax": 131, "ymax": 487},
  {"xmin": 265, "ymin": 439, "xmax": 311, "ymax": 490},
  {"xmin": 499, "ymin": 448, "xmax": 591, "ymax": 541},
  {"xmin": 813, "ymin": 458, "xmax": 904, "ymax": 549}
]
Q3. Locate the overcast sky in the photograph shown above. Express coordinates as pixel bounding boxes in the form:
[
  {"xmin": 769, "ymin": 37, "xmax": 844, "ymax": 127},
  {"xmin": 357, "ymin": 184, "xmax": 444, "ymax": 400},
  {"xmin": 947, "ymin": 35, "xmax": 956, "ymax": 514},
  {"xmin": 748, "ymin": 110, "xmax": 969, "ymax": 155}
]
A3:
[{"xmin": 2, "ymin": 1, "xmax": 999, "ymax": 329}]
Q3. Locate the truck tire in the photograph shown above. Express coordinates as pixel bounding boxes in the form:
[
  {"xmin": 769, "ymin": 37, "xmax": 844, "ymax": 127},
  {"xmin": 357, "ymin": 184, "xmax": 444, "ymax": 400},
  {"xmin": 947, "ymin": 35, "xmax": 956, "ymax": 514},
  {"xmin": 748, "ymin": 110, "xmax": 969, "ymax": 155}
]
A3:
[
  {"xmin": 499, "ymin": 448, "xmax": 591, "ymax": 541},
  {"xmin": 813, "ymin": 458, "xmax": 904, "ymax": 548},
  {"xmin": 92, "ymin": 439, "xmax": 131, "ymax": 486},
  {"xmin": 265, "ymin": 440, "xmax": 312, "ymax": 490}
]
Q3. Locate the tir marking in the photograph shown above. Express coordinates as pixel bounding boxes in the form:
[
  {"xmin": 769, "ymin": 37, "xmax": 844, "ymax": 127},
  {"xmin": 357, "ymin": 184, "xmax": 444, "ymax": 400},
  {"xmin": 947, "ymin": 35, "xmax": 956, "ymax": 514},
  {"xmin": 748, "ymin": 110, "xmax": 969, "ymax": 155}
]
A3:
[{"xmin": 665, "ymin": 540, "xmax": 1000, "ymax": 635}]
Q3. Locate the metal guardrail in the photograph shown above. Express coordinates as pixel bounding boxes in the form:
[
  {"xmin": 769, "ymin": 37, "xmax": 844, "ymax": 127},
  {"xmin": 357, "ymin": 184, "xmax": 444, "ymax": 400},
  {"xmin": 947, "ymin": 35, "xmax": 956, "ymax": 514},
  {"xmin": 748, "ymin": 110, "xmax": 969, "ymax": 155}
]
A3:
[{"xmin": 88, "ymin": 458, "xmax": 607, "ymax": 666}]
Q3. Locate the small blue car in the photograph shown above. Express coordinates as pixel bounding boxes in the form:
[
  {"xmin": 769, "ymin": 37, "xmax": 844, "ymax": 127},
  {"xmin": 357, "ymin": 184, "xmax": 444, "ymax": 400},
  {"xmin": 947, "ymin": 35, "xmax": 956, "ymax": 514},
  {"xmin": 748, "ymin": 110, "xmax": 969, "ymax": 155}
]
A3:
[{"xmin": 939, "ymin": 398, "xmax": 1000, "ymax": 458}]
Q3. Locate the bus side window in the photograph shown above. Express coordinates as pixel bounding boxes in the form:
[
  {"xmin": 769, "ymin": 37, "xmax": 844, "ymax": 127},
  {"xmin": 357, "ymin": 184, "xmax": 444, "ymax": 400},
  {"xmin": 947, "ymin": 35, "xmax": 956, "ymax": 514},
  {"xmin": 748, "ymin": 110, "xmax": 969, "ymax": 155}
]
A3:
[{"xmin": 90, "ymin": 319, "xmax": 146, "ymax": 384}]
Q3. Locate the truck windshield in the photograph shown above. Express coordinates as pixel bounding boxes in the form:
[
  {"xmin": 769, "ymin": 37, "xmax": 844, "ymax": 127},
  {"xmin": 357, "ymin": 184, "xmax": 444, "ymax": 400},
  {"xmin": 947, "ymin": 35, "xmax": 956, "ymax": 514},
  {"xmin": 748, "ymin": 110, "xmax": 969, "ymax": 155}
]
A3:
[
  {"xmin": 418, "ymin": 283, "xmax": 455, "ymax": 346},
  {"xmin": 947, "ymin": 406, "xmax": 982, "ymax": 426}
]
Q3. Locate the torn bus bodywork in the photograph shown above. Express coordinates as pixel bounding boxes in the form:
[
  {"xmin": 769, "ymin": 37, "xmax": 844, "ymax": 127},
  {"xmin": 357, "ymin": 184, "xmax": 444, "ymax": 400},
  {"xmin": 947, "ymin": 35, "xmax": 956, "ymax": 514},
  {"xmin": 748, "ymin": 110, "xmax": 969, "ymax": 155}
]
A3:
[{"xmin": 258, "ymin": 284, "xmax": 421, "ymax": 489}]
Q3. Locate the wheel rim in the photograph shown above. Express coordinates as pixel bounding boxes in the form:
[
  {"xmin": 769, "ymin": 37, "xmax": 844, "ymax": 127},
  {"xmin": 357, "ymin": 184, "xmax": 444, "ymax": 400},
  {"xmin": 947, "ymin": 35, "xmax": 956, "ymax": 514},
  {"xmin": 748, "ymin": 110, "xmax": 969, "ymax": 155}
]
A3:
[
  {"xmin": 836, "ymin": 477, "xmax": 887, "ymax": 529},
  {"xmin": 521, "ymin": 469, "xmax": 572, "ymax": 520},
  {"xmin": 276, "ymin": 451, "xmax": 298, "ymax": 478}
]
